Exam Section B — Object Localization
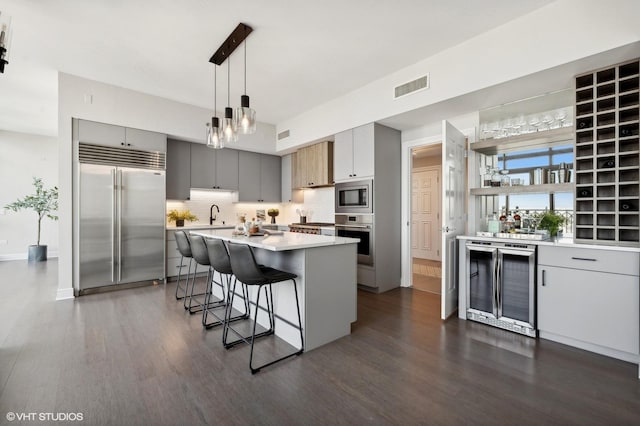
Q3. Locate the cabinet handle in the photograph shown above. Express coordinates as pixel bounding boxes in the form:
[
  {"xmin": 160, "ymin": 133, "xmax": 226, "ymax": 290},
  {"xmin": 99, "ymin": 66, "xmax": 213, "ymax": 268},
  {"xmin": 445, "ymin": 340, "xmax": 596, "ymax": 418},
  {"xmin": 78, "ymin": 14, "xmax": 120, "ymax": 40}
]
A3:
[
  {"xmin": 541, "ymin": 269, "xmax": 546, "ymax": 286},
  {"xmin": 571, "ymin": 257, "xmax": 597, "ymax": 261}
]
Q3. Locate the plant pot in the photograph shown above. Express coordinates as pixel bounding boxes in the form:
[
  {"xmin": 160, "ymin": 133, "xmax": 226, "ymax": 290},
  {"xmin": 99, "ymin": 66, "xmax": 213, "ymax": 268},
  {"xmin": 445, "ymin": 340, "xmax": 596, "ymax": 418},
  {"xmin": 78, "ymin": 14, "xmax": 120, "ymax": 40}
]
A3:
[
  {"xmin": 28, "ymin": 245, "xmax": 47, "ymax": 262},
  {"xmin": 271, "ymin": 216, "xmax": 276, "ymax": 224},
  {"xmin": 175, "ymin": 219, "xmax": 185, "ymax": 227}
]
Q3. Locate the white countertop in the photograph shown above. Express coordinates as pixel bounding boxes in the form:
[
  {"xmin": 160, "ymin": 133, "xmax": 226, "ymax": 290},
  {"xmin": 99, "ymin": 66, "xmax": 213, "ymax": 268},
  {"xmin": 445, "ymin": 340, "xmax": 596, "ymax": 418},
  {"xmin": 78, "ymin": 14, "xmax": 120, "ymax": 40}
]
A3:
[
  {"xmin": 166, "ymin": 224, "xmax": 234, "ymax": 231},
  {"xmin": 457, "ymin": 235, "xmax": 640, "ymax": 252},
  {"xmin": 190, "ymin": 229, "xmax": 358, "ymax": 252}
]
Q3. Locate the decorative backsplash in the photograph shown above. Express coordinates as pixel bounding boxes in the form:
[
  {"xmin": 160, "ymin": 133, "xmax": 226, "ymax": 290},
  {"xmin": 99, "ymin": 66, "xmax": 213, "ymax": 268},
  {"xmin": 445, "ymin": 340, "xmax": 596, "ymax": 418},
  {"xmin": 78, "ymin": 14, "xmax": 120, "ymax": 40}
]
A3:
[{"xmin": 166, "ymin": 186, "xmax": 335, "ymax": 227}]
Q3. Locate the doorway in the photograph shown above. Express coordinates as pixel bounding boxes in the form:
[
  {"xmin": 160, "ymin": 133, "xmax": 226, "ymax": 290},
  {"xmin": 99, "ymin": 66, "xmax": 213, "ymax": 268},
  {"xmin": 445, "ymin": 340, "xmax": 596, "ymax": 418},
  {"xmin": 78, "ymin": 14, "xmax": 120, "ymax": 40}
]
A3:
[{"xmin": 411, "ymin": 145, "xmax": 442, "ymax": 294}]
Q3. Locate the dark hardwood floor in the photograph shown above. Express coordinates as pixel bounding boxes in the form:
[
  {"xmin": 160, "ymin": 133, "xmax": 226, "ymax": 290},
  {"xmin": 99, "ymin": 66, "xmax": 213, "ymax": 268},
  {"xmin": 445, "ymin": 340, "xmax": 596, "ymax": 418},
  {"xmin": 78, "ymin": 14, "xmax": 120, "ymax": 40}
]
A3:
[{"xmin": 1, "ymin": 259, "xmax": 639, "ymax": 425}]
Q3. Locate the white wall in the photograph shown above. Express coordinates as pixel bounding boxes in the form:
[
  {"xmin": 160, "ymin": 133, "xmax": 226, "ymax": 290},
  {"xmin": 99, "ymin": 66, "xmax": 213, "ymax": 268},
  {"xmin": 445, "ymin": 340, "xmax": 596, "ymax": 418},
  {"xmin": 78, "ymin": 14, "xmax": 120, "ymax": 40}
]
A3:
[
  {"xmin": 0, "ymin": 130, "xmax": 59, "ymax": 260},
  {"xmin": 277, "ymin": 0, "xmax": 640, "ymax": 149}
]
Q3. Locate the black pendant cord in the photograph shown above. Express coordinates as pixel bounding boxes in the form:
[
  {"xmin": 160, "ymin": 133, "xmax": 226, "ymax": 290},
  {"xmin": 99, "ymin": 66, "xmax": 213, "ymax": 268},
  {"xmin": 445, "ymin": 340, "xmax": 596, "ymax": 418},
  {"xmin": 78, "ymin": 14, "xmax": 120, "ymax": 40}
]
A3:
[
  {"xmin": 228, "ymin": 59, "xmax": 231, "ymax": 107},
  {"xmin": 214, "ymin": 65, "xmax": 217, "ymax": 115},
  {"xmin": 243, "ymin": 39, "xmax": 247, "ymax": 96}
]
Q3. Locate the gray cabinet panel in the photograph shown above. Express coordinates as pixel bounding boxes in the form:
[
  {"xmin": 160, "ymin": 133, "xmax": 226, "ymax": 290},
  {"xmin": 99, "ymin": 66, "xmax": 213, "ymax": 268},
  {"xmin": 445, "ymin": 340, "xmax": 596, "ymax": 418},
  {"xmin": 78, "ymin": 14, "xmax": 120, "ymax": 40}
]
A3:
[
  {"xmin": 260, "ymin": 154, "xmax": 281, "ymax": 202},
  {"xmin": 190, "ymin": 143, "xmax": 216, "ymax": 189},
  {"xmin": 78, "ymin": 120, "xmax": 125, "ymax": 148},
  {"xmin": 125, "ymin": 127, "xmax": 166, "ymax": 152},
  {"xmin": 166, "ymin": 139, "xmax": 191, "ymax": 200},
  {"xmin": 215, "ymin": 149, "xmax": 239, "ymax": 190},
  {"xmin": 238, "ymin": 151, "xmax": 261, "ymax": 202}
]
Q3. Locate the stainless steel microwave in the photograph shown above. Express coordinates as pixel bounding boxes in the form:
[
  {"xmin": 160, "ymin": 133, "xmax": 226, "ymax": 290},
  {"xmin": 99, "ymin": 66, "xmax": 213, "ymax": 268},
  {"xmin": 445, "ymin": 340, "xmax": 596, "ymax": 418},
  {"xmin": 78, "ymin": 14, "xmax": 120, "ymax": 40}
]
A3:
[{"xmin": 335, "ymin": 179, "xmax": 373, "ymax": 214}]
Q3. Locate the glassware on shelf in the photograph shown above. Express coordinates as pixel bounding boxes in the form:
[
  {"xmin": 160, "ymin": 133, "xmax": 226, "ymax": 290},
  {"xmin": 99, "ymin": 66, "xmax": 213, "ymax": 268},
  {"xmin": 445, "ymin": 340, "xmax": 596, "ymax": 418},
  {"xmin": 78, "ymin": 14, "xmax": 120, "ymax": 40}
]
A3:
[
  {"xmin": 491, "ymin": 168, "xmax": 502, "ymax": 187},
  {"xmin": 500, "ymin": 169, "xmax": 510, "ymax": 187}
]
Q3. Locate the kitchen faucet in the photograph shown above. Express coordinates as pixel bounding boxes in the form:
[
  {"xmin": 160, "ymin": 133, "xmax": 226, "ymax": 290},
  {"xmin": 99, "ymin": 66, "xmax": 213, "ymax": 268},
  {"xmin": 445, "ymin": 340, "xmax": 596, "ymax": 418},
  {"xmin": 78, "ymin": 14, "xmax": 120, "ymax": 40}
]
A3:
[{"xmin": 210, "ymin": 204, "xmax": 220, "ymax": 225}]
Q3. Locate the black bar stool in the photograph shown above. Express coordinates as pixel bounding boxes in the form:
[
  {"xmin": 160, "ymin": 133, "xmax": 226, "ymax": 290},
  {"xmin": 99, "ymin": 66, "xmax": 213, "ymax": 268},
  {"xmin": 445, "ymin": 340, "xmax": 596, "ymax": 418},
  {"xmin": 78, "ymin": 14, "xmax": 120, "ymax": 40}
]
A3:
[
  {"xmin": 202, "ymin": 238, "xmax": 250, "ymax": 329},
  {"xmin": 184, "ymin": 234, "xmax": 223, "ymax": 313},
  {"xmin": 224, "ymin": 242, "xmax": 304, "ymax": 374},
  {"xmin": 174, "ymin": 230, "xmax": 193, "ymax": 300}
]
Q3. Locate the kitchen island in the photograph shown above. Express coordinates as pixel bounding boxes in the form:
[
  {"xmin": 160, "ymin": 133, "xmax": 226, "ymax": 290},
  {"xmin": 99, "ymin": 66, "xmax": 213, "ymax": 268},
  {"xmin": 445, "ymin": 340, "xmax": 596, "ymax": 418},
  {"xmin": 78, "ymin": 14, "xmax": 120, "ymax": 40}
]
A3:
[{"xmin": 190, "ymin": 230, "xmax": 359, "ymax": 351}]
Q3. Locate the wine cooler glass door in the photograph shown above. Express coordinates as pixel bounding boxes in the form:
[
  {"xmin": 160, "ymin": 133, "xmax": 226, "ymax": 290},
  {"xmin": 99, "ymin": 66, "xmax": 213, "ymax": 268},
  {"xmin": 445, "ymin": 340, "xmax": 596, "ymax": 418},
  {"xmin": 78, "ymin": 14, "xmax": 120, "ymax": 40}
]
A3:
[
  {"xmin": 466, "ymin": 246, "xmax": 497, "ymax": 318},
  {"xmin": 497, "ymin": 248, "xmax": 536, "ymax": 327}
]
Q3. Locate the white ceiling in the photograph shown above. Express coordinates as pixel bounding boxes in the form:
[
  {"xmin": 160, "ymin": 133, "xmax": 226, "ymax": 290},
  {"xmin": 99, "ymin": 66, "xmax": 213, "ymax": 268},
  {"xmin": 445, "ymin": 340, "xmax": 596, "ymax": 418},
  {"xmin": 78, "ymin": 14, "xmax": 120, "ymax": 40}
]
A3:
[{"xmin": 0, "ymin": 0, "xmax": 555, "ymax": 137}]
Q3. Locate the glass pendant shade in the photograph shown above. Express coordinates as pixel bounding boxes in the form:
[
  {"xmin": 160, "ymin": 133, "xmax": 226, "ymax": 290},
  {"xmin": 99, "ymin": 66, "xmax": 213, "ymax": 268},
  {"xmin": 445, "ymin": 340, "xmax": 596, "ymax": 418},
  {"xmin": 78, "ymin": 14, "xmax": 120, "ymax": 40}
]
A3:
[
  {"xmin": 207, "ymin": 117, "xmax": 224, "ymax": 149},
  {"xmin": 223, "ymin": 107, "xmax": 238, "ymax": 143},
  {"xmin": 235, "ymin": 95, "xmax": 256, "ymax": 134}
]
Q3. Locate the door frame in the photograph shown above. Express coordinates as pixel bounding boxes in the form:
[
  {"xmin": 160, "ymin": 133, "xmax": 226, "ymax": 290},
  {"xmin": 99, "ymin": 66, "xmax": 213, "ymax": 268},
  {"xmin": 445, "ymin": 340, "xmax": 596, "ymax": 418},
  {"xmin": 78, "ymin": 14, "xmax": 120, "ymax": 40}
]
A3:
[
  {"xmin": 400, "ymin": 128, "xmax": 475, "ymax": 289},
  {"xmin": 401, "ymin": 135, "xmax": 441, "ymax": 287},
  {"xmin": 411, "ymin": 165, "xmax": 441, "ymax": 262}
]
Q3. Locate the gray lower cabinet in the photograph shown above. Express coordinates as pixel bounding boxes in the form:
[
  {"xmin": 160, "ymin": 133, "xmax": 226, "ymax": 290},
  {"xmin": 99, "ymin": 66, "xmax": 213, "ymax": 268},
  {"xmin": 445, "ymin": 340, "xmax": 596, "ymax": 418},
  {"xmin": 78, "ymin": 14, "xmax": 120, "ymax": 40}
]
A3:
[
  {"xmin": 190, "ymin": 144, "xmax": 239, "ymax": 190},
  {"xmin": 166, "ymin": 139, "xmax": 191, "ymax": 200},
  {"xmin": 537, "ymin": 245, "xmax": 639, "ymax": 363},
  {"xmin": 238, "ymin": 151, "xmax": 282, "ymax": 202},
  {"xmin": 77, "ymin": 119, "xmax": 166, "ymax": 152}
]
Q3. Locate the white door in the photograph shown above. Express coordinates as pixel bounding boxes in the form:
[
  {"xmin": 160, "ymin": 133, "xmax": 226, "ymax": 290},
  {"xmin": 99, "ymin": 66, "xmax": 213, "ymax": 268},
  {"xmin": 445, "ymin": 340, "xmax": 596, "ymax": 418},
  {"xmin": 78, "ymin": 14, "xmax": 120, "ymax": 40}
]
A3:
[
  {"xmin": 412, "ymin": 168, "xmax": 440, "ymax": 260},
  {"xmin": 441, "ymin": 121, "xmax": 466, "ymax": 319}
]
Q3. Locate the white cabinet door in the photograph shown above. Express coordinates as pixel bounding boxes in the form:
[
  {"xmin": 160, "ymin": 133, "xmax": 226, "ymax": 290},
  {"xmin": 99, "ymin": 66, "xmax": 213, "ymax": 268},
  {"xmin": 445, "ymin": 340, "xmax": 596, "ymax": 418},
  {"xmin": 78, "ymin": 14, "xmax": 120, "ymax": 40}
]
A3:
[
  {"xmin": 78, "ymin": 120, "xmax": 126, "ymax": 148},
  {"xmin": 538, "ymin": 265, "xmax": 639, "ymax": 355},
  {"xmin": 125, "ymin": 127, "xmax": 166, "ymax": 152},
  {"xmin": 352, "ymin": 124, "xmax": 375, "ymax": 179},
  {"xmin": 334, "ymin": 129, "xmax": 354, "ymax": 181}
]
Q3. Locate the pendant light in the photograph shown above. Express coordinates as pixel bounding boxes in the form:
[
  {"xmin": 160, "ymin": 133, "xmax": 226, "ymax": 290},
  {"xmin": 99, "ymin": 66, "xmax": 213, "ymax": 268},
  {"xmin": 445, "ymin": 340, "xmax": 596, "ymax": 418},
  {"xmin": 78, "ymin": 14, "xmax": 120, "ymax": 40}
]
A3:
[
  {"xmin": 223, "ymin": 59, "xmax": 238, "ymax": 143},
  {"xmin": 235, "ymin": 37, "xmax": 256, "ymax": 134},
  {"xmin": 206, "ymin": 65, "xmax": 223, "ymax": 149}
]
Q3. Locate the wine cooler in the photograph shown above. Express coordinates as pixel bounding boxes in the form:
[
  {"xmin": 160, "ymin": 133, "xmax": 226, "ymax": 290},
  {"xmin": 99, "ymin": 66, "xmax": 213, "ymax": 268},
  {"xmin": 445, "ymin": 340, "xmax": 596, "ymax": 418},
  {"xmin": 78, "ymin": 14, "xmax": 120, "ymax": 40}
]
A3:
[{"xmin": 465, "ymin": 241, "xmax": 537, "ymax": 337}]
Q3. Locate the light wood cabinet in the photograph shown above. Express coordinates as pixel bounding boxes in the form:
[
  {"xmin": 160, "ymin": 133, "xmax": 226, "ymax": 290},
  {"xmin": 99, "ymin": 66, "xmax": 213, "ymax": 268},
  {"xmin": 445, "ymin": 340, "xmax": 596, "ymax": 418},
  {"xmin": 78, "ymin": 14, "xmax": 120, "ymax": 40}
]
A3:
[
  {"xmin": 292, "ymin": 141, "xmax": 333, "ymax": 188},
  {"xmin": 537, "ymin": 245, "xmax": 639, "ymax": 362},
  {"xmin": 334, "ymin": 124, "xmax": 375, "ymax": 181},
  {"xmin": 77, "ymin": 119, "xmax": 166, "ymax": 152}
]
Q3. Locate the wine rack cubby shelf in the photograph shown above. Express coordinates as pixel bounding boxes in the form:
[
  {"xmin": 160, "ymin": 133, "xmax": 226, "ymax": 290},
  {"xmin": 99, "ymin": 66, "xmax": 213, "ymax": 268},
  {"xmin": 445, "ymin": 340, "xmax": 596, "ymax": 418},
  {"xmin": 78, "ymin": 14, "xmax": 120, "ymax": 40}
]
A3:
[{"xmin": 574, "ymin": 58, "xmax": 640, "ymax": 246}]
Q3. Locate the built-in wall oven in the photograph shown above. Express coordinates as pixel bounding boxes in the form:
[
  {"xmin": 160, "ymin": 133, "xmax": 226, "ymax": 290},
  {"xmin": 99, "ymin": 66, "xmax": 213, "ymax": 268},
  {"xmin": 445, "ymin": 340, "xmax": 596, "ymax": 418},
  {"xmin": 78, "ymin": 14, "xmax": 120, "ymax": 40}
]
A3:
[
  {"xmin": 466, "ymin": 240, "xmax": 537, "ymax": 337},
  {"xmin": 335, "ymin": 215, "xmax": 373, "ymax": 266},
  {"xmin": 335, "ymin": 179, "xmax": 373, "ymax": 214}
]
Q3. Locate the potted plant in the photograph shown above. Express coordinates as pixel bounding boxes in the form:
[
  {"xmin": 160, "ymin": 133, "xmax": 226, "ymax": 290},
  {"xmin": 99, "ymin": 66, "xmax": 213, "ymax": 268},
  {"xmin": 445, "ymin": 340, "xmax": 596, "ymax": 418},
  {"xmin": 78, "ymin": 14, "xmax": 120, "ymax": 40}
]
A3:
[
  {"xmin": 4, "ymin": 177, "xmax": 59, "ymax": 262},
  {"xmin": 167, "ymin": 209, "xmax": 197, "ymax": 227},
  {"xmin": 267, "ymin": 208, "xmax": 279, "ymax": 224},
  {"xmin": 537, "ymin": 211, "xmax": 566, "ymax": 240}
]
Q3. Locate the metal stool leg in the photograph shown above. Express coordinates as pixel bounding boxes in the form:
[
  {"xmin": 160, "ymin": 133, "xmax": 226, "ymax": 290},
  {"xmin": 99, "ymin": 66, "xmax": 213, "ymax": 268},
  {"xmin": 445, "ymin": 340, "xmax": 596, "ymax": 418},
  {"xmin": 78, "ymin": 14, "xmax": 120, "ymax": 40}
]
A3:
[
  {"xmin": 175, "ymin": 257, "xmax": 192, "ymax": 300},
  {"xmin": 249, "ymin": 279, "xmax": 304, "ymax": 375}
]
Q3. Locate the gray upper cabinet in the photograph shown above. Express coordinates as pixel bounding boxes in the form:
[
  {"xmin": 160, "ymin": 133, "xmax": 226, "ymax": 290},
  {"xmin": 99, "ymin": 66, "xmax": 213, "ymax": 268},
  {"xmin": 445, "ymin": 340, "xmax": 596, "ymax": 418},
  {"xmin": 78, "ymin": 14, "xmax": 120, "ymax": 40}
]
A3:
[
  {"xmin": 77, "ymin": 119, "xmax": 166, "ymax": 152},
  {"xmin": 238, "ymin": 152, "xmax": 262, "ymax": 202},
  {"xmin": 260, "ymin": 154, "xmax": 282, "ymax": 202},
  {"xmin": 238, "ymin": 151, "xmax": 282, "ymax": 202},
  {"xmin": 190, "ymin": 144, "xmax": 239, "ymax": 190},
  {"xmin": 215, "ymin": 149, "xmax": 240, "ymax": 190},
  {"xmin": 281, "ymin": 154, "xmax": 303, "ymax": 203},
  {"xmin": 166, "ymin": 139, "xmax": 191, "ymax": 200}
]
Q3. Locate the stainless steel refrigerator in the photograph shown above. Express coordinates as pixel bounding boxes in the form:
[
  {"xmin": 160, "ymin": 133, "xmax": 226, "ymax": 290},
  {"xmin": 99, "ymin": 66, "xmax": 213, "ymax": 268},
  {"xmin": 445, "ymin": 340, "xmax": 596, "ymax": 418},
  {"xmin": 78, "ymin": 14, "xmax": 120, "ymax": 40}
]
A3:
[{"xmin": 78, "ymin": 144, "xmax": 165, "ymax": 293}]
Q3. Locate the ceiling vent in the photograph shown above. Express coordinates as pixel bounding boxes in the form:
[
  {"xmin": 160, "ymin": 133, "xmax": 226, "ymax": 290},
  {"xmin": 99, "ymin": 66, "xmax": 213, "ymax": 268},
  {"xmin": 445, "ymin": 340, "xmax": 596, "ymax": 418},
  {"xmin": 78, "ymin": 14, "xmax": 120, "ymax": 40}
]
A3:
[
  {"xmin": 277, "ymin": 129, "xmax": 290, "ymax": 140},
  {"xmin": 394, "ymin": 74, "xmax": 429, "ymax": 99}
]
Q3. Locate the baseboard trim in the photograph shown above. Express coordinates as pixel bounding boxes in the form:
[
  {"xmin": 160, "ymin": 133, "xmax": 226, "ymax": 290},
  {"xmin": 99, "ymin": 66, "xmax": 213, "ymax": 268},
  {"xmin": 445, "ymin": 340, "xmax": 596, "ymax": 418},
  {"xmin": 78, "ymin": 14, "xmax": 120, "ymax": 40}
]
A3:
[{"xmin": 56, "ymin": 287, "xmax": 75, "ymax": 301}]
